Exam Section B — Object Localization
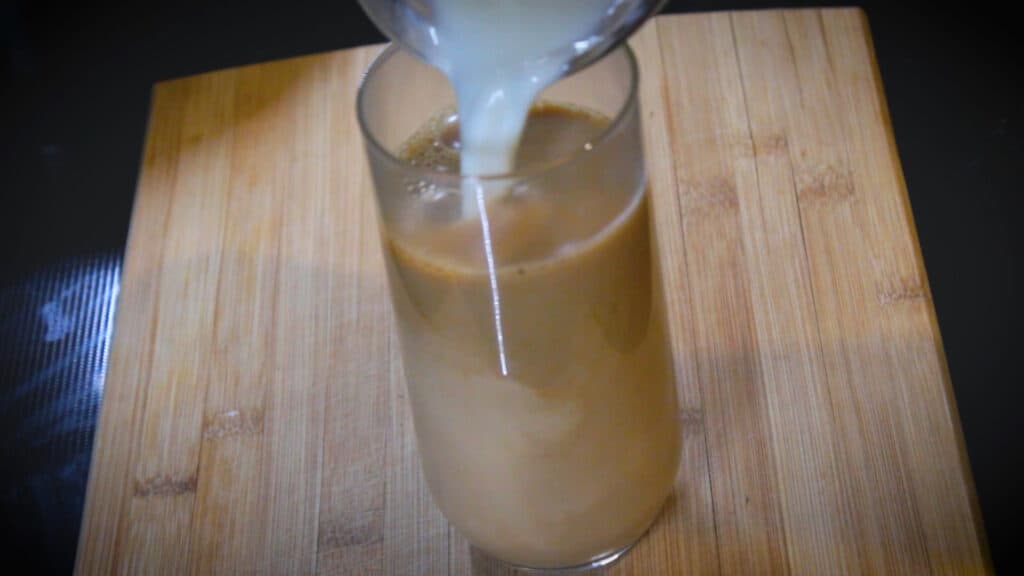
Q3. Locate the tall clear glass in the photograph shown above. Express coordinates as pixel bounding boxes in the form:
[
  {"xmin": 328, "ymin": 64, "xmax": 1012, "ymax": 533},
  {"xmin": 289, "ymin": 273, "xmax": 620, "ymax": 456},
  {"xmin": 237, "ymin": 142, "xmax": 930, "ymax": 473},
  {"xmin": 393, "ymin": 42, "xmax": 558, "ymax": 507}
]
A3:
[{"xmin": 357, "ymin": 44, "xmax": 680, "ymax": 571}]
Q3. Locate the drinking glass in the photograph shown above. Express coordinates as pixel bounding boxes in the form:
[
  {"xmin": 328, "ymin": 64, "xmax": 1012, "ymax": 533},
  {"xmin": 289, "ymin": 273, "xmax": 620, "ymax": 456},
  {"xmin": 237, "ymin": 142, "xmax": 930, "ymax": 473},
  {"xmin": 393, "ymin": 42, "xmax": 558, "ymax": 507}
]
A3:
[{"xmin": 357, "ymin": 43, "xmax": 680, "ymax": 571}]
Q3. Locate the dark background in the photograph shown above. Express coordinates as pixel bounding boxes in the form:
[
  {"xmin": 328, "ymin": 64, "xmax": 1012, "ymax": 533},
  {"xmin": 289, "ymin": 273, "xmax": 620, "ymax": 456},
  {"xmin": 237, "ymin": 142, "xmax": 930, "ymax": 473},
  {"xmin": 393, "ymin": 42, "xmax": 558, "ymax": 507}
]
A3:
[{"xmin": 1, "ymin": 0, "xmax": 1017, "ymax": 573}]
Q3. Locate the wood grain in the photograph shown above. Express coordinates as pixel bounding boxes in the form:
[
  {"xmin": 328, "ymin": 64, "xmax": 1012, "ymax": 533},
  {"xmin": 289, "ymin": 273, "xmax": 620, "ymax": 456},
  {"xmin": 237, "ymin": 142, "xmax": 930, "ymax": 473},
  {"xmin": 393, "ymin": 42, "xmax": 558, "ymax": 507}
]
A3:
[
  {"xmin": 76, "ymin": 9, "xmax": 989, "ymax": 575},
  {"xmin": 315, "ymin": 48, "xmax": 390, "ymax": 576}
]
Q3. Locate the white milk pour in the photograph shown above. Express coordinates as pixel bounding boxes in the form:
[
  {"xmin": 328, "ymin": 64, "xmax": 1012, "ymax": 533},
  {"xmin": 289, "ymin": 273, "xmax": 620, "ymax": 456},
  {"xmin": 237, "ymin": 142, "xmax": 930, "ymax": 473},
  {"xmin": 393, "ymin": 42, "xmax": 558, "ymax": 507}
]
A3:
[
  {"xmin": 422, "ymin": 0, "xmax": 611, "ymax": 214},
  {"xmin": 404, "ymin": 1, "xmax": 613, "ymax": 374}
]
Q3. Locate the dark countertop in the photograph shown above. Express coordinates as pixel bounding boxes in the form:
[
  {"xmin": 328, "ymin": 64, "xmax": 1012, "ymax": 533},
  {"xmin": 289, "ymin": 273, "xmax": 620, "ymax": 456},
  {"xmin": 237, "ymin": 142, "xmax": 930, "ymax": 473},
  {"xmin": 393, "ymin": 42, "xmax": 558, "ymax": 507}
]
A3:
[{"xmin": 1, "ymin": 0, "xmax": 1017, "ymax": 573}]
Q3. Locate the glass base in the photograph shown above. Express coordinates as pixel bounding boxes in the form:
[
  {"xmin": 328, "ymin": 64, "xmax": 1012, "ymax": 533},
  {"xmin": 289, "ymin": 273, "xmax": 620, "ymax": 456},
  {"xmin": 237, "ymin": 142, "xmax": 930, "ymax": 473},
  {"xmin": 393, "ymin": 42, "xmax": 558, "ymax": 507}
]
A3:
[{"xmin": 471, "ymin": 539, "xmax": 638, "ymax": 574}]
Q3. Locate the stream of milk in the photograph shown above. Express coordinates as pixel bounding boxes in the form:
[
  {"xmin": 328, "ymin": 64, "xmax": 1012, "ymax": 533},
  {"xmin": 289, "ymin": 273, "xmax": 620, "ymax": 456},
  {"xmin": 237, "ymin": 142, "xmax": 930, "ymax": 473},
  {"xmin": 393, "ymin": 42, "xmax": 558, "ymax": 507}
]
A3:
[
  {"xmin": 412, "ymin": 1, "xmax": 615, "ymax": 372},
  {"xmin": 420, "ymin": 0, "xmax": 611, "ymax": 214}
]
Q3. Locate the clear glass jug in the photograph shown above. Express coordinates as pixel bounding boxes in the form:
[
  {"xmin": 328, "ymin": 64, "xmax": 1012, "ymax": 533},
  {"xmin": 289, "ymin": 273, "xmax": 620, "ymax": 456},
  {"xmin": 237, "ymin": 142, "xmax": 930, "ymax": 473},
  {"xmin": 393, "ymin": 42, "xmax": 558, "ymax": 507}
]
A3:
[{"xmin": 357, "ymin": 0, "xmax": 667, "ymax": 77}]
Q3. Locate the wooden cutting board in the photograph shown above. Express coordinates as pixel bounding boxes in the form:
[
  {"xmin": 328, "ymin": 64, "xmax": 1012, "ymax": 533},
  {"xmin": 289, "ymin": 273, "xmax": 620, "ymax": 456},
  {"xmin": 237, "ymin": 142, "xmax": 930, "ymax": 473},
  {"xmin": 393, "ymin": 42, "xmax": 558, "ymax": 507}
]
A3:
[{"xmin": 76, "ymin": 9, "xmax": 990, "ymax": 575}]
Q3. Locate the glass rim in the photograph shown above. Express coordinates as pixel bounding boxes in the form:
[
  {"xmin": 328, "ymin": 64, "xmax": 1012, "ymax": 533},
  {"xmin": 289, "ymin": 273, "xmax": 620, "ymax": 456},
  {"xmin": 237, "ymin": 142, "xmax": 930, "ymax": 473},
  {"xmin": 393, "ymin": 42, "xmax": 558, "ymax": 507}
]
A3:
[{"xmin": 355, "ymin": 42, "xmax": 640, "ymax": 183}]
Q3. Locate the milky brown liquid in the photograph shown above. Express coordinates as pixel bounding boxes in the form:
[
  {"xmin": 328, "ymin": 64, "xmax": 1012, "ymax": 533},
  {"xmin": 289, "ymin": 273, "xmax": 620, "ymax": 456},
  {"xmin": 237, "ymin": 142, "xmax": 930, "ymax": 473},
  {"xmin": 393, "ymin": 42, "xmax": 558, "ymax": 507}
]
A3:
[{"xmin": 383, "ymin": 104, "xmax": 680, "ymax": 568}]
